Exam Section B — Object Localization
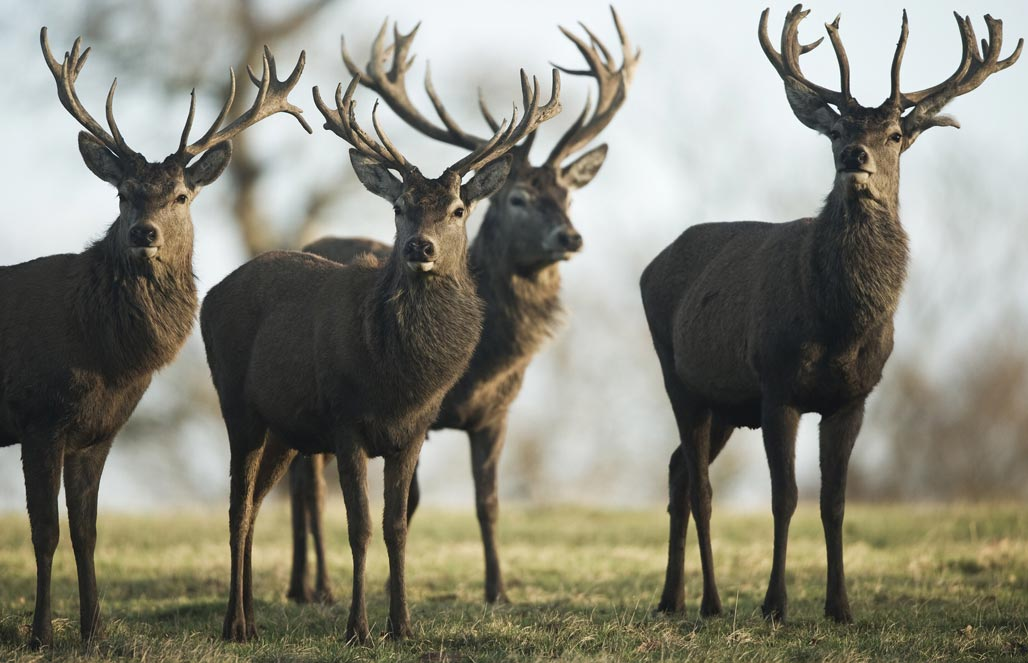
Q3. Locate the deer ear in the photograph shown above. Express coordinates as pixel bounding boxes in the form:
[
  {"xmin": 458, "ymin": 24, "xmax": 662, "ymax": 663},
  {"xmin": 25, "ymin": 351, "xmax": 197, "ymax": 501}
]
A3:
[
  {"xmin": 78, "ymin": 132, "xmax": 123, "ymax": 186},
  {"xmin": 186, "ymin": 143, "xmax": 233, "ymax": 188},
  {"xmin": 560, "ymin": 144, "xmax": 608, "ymax": 189},
  {"xmin": 349, "ymin": 149, "xmax": 403, "ymax": 202},
  {"xmin": 900, "ymin": 112, "xmax": 960, "ymax": 152},
  {"xmin": 462, "ymin": 154, "xmax": 512, "ymax": 204},
  {"xmin": 783, "ymin": 79, "xmax": 840, "ymax": 135}
]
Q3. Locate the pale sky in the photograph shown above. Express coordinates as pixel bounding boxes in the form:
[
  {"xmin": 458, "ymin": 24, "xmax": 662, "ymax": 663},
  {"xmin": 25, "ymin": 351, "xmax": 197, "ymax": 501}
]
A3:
[{"xmin": 1, "ymin": 1, "xmax": 1026, "ymax": 511}]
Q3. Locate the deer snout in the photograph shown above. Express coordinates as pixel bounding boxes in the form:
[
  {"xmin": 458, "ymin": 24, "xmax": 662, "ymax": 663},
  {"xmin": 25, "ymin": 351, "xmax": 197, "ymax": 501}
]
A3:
[
  {"xmin": 557, "ymin": 228, "xmax": 583, "ymax": 253},
  {"xmin": 839, "ymin": 145, "xmax": 873, "ymax": 173},
  {"xmin": 128, "ymin": 223, "xmax": 162, "ymax": 258},
  {"xmin": 403, "ymin": 236, "xmax": 437, "ymax": 272}
]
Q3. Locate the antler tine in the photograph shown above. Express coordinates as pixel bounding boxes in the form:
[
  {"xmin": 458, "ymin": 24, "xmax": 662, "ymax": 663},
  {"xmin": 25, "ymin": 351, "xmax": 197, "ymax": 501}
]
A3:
[
  {"xmin": 449, "ymin": 68, "xmax": 562, "ymax": 176},
  {"xmin": 887, "ymin": 10, "xmax": 910, "ymax": 106},
  {"xmin": 179, "ymin": 47, "xmax": 311, "ymax": 162},
  {"xmin": 610, "ymin": 6, "xmax": 641, "ymax": 82},
  {"xmin": 343, "ymin": 21, "xmax": 486, "ymax": 150},
  {"xmin": 104, "ymin": 79, "xmax": 134, "ymax": 155},
  {"xmin": 177, "ymin": 89, "xmax": 198, "ymax": 155},
  {"xmin": 313, "ymin": 77, "xmax": 411, "ymax": 175},
  {"xmin": 545, "ymin": 8, "xmax": 637, "ymax": 167},
  {"xmin": 40, "ymin": 27, "xmax": 138, "ymax": 159},
  {"xmin": 896, "ymin": 12, "xmax": 1022, "ymax": 122},
  {"xmin": 824, "ymin": 15, "xmax": 852, "ymax": 105},
  {"xmin": 478, "ymin": 88, "xmax": 502, "ymax": 133}
]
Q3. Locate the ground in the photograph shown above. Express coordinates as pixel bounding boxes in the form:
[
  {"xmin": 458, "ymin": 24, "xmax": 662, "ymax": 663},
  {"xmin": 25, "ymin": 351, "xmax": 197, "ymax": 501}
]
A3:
[{"xmin": 0, "ymin": 503, "xmax": 1026, "ymax": 662}]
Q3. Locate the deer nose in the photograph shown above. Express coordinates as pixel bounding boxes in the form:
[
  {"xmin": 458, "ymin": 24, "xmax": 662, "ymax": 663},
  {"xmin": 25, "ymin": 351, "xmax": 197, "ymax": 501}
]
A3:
[
  {"xmin": 840, "ymin": 145, "xmax": 870, "ymax": 170},
  {"xmin": 129, "ymin": 223, "xmax": 161, "ymax": 247},
  {"xmin": 557, "ymin": 228, "xmax": 583, "ymax": 252},
  {"xmin": 403, "ymin": 237, "xmax": 437, "ymax": 263}
]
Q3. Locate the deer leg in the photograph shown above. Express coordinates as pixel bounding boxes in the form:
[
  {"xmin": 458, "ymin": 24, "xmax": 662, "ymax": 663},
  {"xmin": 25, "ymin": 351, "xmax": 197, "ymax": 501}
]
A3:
[
  {"xmin": 336, "ymin": 440, "xmax": 371, "ymax": 645},
  {"xmin": 242, "ymin": 434, "xmax": 296, "ymax": 631},
  {"xmin": 22, "ymin": 439, "xmax": 65, "ymax": 650},
  {"xmin": 760, "ymin": 401, "xmax": 800, "ymax": 623},
  {"xmin": 406, "ymin": 461, "xmax": 421, "ymax": 525},
  {"xmin": 819, "ymin": 400, "xmax": 864, "ymax": 624},
  {"xmin": 222, "ymin": 413, "xmax": 266, "ymax": 643},
  {"xmin": 470, "ymin": 422, "xmax": 508, "ymax": 604},
  {"xmin": 657, "ymin": 444, "xmax": 689, "ymax": 613},
  {"xmin": 308, "ymin": 453, "xmax": 335, "ymax": 604},
  {"xmin": 287, "ymin": 455, "xmax": 313, "ymax": 603},
  {"xmin": 63, "ymin": 440, "xmax": 113, "ymax": 643},
  {"xmin": 383, "ymin": 435, "xmax": 425, "ymax": 640},
  {"xmin": 681, "ymin": 406, "xmax": 722, "ymax": 618}
]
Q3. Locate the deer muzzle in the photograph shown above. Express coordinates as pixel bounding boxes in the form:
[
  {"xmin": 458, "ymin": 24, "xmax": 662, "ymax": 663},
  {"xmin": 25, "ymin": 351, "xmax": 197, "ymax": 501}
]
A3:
[
  {"xmin": 128, "ymin": 223, "xmax": 163, "ymax": 258},
  {"xmin": 403, "ymin": 236, "xmax": 437, "ymax": 272}
]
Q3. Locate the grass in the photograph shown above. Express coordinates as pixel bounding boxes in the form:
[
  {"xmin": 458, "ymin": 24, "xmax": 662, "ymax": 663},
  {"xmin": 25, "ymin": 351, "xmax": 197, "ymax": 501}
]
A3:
[{"xmin": 1, "ymin": 502, "xmax": 1027, "ymax": 662}]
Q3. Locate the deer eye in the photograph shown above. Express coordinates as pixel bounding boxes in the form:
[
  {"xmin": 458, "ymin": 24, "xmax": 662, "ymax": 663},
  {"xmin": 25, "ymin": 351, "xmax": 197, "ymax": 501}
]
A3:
[
  {"xmin": 453, "ymin": 207, "xmax": 465, "ymax": 218},
  {"xmin": 828, "ymin": 130, "xmax": 841, "ymax": 140},
  {"xmin": 510, "ymin": 196, "xmax": 526, "ymax": 207},
  {"xmin": 393, "ymin": 205, "xmax": 402, "ymax": 215},
  {"xmin": 176, "ymin": 194, "xmax": 189, "ymax": 205},
  {"xmin": 889, "ymin": 132, "xmax": 903, "ymax": 144}
]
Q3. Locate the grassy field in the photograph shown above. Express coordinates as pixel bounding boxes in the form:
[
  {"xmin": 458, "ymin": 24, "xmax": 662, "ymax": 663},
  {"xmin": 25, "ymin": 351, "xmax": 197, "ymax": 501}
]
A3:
[{"xmin": 1, "ymin": 502, "xmax": 1026, "ymax": 662}]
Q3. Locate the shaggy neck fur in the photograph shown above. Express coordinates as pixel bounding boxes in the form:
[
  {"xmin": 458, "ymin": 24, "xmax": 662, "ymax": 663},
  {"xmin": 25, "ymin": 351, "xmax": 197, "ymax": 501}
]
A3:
[
  {"xmin": 366, "ymin": 251, "xmax": 484, "ymax": 401},
  {"xmin": 468, "ymin": 208, "xmax": 564, "ymax": 377},
  {"xmin": 810, "ymin": 180, "xmax": 909, "ymax": 339},
  {"xmin": 74, "ymin": 220, "xmax": 198, "ymax": 380}
]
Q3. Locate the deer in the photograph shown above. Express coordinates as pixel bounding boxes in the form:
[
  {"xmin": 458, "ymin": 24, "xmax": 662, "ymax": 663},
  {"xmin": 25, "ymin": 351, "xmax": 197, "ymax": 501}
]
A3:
[
  {"xmin": 199, "ymin": 62, "xmax": 561, "ymax": 642},
  {"xmin": 640, "ymin": 5, "xmax": 1021, "ymax": 624},
  {"xmin": 0, "ymin": 29, "xmax": 310, "ymax": 649},
  {"xmin": 280, "ymin": 9, "xmax": 638, "ymax": 607}
]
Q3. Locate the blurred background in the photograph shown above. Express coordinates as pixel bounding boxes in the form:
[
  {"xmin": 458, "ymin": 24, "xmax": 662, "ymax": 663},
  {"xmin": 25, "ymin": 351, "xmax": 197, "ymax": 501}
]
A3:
[{"xmin": 1, "ymin": 0, "xmax": 1026, "ymax": 512}]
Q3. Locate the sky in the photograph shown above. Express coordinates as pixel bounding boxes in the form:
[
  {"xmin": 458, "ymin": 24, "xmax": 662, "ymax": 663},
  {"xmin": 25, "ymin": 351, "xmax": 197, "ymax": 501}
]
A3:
[{"xmin": 1, "ymin": 0, "xmax": 1026, "ymax": 512}]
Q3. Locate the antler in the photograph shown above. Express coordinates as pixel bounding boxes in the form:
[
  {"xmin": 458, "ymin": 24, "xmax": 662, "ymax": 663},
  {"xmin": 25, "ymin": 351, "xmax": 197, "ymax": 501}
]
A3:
[
  {"xmin": 40, "ymin": 27, "xmax": 140, "ymax": 160},
  {"xmin": 891, "ymin": 12, "xmax": 1022, "ymax": 127},
  {"xmin": 448, "ymin": 69, "xmax": 561, "ymax": 176},
  {"xmin": 315, "ymin": 67, "xmax": 560, "ymax": 178},
  {"xmin": 758, "ymin": 4, "xmax": 854, "ymax": 110},
  {"xmin": 544, "ymin": 6, "xmax": 640, "ymax": 167},
  {"xmin": 313, "ymin": 76, "xmax": 415, "ymax": 176},
  {"xmin": 341, "ymin": 20, "xmax": 485, "ymax": 151},
  {"xmin": 176, "ymin": 46, "xmax": 312, "ymax": 162}
]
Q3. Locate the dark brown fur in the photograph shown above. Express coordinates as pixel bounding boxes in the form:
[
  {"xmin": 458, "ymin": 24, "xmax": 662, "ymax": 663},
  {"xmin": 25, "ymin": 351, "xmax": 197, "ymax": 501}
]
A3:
[
  {"xmin": 282, "ymin": 150, "xmax": 609, "ymax": 606},
  {"xmin": 0, "ymin": 146, "xmax": 231, "ymax": 648},
  {"xmin": 201, "ymin": 154, "xmax": 516, "ymax": 643},
  {"xmin": 641, "ymin": 7, "xmax": 1020, "ymax": 625}
]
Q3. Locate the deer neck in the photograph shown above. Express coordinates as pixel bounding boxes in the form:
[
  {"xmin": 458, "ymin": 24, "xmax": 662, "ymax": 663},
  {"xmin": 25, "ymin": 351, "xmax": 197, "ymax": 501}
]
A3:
[
  {"xmin": 366, "ymin": 256, "xmax": 484, "ymax": 396},
  {"xmin": 469, "ymin": 215, "xmax": 564, "ymax": 373},
  {"xmin": 810, "ymin": 182, "xmax": 909, "ymax": 338},
  {"xmin": 75, "ymin": 221, "xmax": 198, "ymax": 379}
]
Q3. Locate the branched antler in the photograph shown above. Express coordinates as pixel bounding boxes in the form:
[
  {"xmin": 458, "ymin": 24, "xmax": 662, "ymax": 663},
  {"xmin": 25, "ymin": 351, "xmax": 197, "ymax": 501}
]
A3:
[
  {"xmin": 177, "ymin": 46, "xmax": 312, "ymax": 162},
  {"xmin": 758, "ymin": 4, "xmax": 853, "ymax": 110},
  {"xmin": 40, "ymin": 27, "xmax": 140, "ymax": 160},
  {"xmin": 313, "ymin": 76, "xmax": 414, "ymax": 176},
  {"xmin": 449, "ymin": 69, "xmax": 561, "ymax": 176},
  {"xmin": 543, "ymin": 5, "xmax": 640, "ymax": 167},
  {"xmin": 893, "ymin": 12, "xmax": 1022, "ymax": 128},
  {"xmin": 315, "ymin": 68, "xmax": 561, "ymax": 178},
  {"xmin": 341, "ymin": 20, "xmax": 485, "ymax": 151}
]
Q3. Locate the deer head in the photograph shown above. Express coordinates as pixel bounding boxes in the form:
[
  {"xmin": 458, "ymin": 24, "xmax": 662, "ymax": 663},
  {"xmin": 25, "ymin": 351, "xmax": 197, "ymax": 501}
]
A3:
[
  {"xmin": 313, "ymin": 71, "xmax": 561, "ymax": 278},
  {"xmin": 341, "ymin": 8, "xmax": 637, "ymax": 272},
  {"xmin": 759, "ymin": 5, "xmax": 1022, "ymax": 204},
  {"xmin": 41, "ymin": 28, "xmax": 311, "ymax": 269}
]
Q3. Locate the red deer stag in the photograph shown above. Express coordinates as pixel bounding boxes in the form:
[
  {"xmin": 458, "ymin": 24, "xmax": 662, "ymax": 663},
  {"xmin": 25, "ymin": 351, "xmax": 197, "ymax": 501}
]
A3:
[
  {"xmin": 641, "ymin": 6, "xmax": 1021, "ymax": 623},
  {"xmin": 200, "ymin": 67, "xmax": 561, "ymax": 642},
  {"xmin": 0, "ymin": 29, "xmax": 309, "ymax": 649},
  {"xmin": 283, "ymin": 8, "xmax": 638, "ymax": 606}
]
